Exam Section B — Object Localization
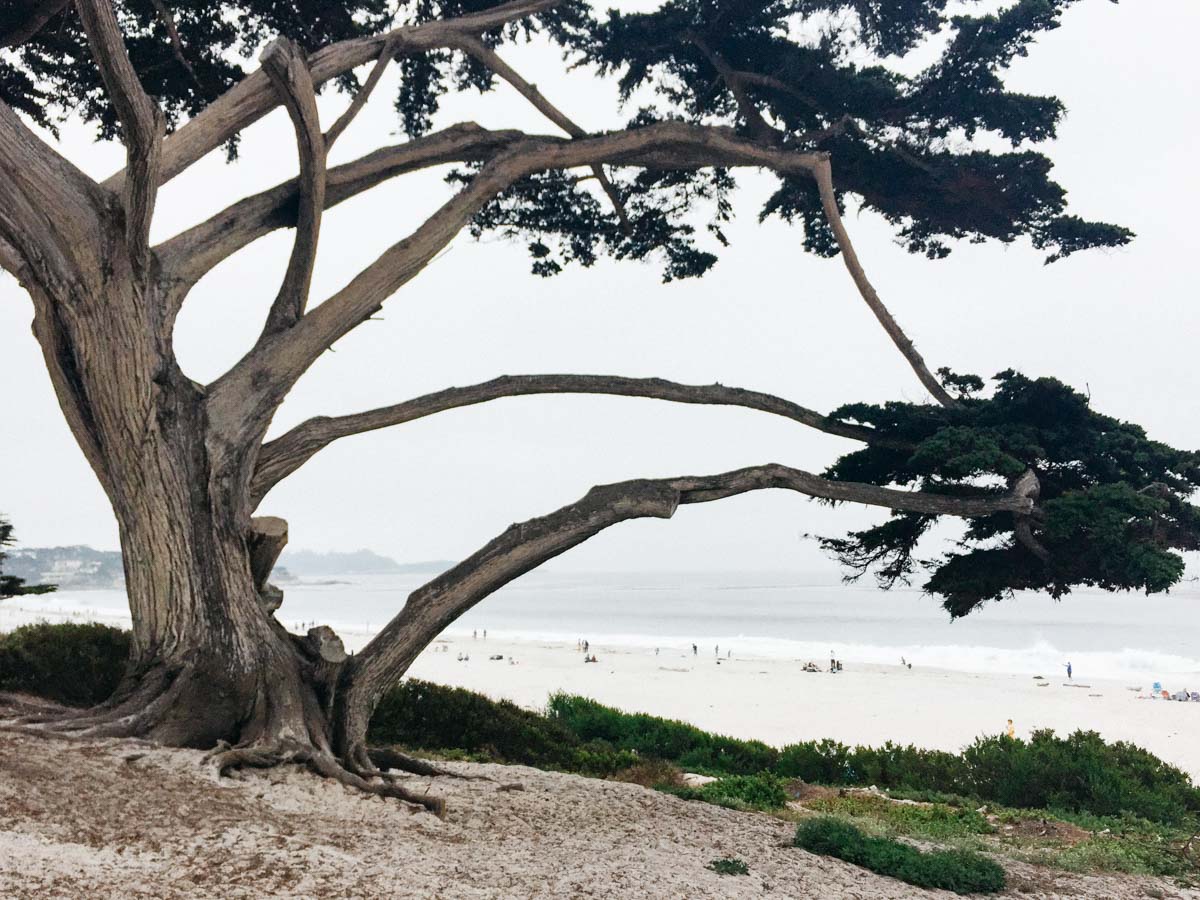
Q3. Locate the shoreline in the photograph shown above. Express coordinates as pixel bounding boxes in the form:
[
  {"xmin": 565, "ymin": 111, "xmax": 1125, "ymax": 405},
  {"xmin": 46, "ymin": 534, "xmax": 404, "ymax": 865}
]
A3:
[{"xmin": 5, "ymin": 600, "xmax": 1199, "ymax": 781}]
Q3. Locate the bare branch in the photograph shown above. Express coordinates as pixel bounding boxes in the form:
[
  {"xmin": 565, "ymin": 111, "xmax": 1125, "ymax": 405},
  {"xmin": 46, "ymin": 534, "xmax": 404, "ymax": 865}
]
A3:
[
  {"xmin": 102, "ymin": 0, "xmax": 564, "ymax": 191},
  {"xmin": 324, "ymin": 37, "xmax": 399, "ymax": 150},
  {"xmin": 811, "ymin": 156, "xmax": 959, "ymax": 408},
  {"xmin": 0, "ymin": 0, "xmax": 71, "ymax": 49},
  {"xmin": 146, "ymin": 0, "xmax": 200, "ymax": 88},
  {"xmin": 343, "ymin": 463, "xmax": 1033, "ymax": 710},
  {"xmin": 157, "ymin": 123, "xmax": 526, "ymax": 292},
  {"xmin": 1011, "ymin": 468, "xmax": 1050, "ymax": 562},
  {"xmin": 76, "ymin": 0, "xmax": 164, "ymax": 270},
  {"xmin": 207, "ymin": 122, "xmax": 828, "ymax": 442},
  {"xmin": 213, "ymin": 122, "xmax": 825, "ymax": 408},
  {"xmin": 250, "ymin": 374, "xmax": 890, "ymax": 504},
  {"xmin": 452, "ymin": 34, "xmax": 630, "ymax": 230},
  {"xmin": 259, "ymin": 37, "xmax": 326, "ymax": 334},
  {"xmin": 686, "ymin": 32, "xmax": 778, "ymax": 145}
]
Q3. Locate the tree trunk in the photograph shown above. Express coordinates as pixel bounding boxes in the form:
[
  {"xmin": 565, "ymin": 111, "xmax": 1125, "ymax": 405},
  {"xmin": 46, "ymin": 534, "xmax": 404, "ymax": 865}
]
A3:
[{"xmin": 23, "ymin": 261, "xmax": 334, "ymax": 751}]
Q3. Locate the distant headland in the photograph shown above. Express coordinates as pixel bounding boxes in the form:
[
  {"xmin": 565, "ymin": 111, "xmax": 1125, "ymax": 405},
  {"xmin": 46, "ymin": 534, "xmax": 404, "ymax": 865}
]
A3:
[{"xmin": 5, "ymin": 546, "xmax": 453, "ymax": 590}]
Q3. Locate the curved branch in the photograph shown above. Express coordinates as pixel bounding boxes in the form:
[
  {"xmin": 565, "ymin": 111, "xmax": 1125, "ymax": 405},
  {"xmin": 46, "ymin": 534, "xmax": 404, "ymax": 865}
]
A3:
[
  {"xmin": 811, "ymin": 157, "xmax": 958, "ymax": 408},
  {"xmin": 210, "ymin": 123, "xmax": 826, "ymax": 427},
  {"xmin": 340, "ymin": 463, "xmax": 1033, "ymax": 722},
  {"xmin": 102, "ymin": 0, "xmax": 563, "ymax": 192},
  {"xmin": 259, "ymin": 38, "xmax": 325, "ymax": 334},
  {"xmin": 76, "ymin": 0, "xmax": 164, "ymax": 270},
  {"xmin": 156, "ymin": 123, "xmax": 526, "ymax": 292},
  {"xmin": 250, "ymin": 374, "xmax": 889, "ymax": 504}
]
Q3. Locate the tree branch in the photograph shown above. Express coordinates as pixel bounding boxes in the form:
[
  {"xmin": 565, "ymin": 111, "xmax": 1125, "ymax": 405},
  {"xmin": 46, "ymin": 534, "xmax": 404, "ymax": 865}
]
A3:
[
  {"xmin": 0, "ymin": 100, "xmax": 108, "ymax": 291},
  {"xmin": 451, "ymin": 34, "xmax": 630, "ymax": 230},
  {"xmin": 0, "ymin": 0, "xmax": 71, "ymax": 50},
  {"xmin": 157, "ymin": 123, "xmax": 527, "ymax": 294},
  {"xmin": 342, "ymin": 463, "xmax": 1033, "ymax": 715},
  {"xmin": 250, "ymin": 374, "xmax": 890, "ymax": 504},
  {"xmin": 685, "ymin": 32, "xmax": 779, "ymax": 145},
  {"xmin": 102, "ymin": 0, "xmax": 564, "ymax": 192},
  {"xmin": 146, "ymin": 0, "xmax": 200, "ymax": 88},
  {"xmin": 206, "ymin": 122, "xmax": 828, "ymax": 443},
  {"xmin": 259, "ymin": 37, "xmax": 325, "ymax": 335},
  {"xmin": 76, "ymin": 0, "xmax": 164, "ymax": 271},
  {"xmin": 324, "ymin": 37, "xmax": 399, "ymax": 150},
  {"xmin": 811, "ymin": 156, "xmax": 959, "ymax": 408}
]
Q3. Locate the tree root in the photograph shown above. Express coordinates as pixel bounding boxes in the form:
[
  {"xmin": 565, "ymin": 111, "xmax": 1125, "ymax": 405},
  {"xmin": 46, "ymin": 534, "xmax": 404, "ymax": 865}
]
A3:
[
  {"xmin": 367, "ymin": 746, "xmax": 490, "ymax": 781},
  {"xmin": 204, "ymin": 738, "xmax": 448, "ymax": 817}
]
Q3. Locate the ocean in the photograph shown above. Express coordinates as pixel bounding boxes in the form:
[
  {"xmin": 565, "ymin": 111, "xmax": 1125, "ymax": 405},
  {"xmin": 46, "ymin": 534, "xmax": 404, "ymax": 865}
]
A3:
[{"xmin": 29, "ymin": 569, "xmax": 1200, "ymax": 682}]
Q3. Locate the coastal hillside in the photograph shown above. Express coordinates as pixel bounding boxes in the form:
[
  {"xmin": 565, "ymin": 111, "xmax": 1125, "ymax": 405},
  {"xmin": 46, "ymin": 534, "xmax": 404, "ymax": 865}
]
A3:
[
  {"xmin": 0, "ymin": 721, "xmax": 1191, "ymax": 900},
  {"xmin": 0, "ymin": 545, "xmax": 452, "ymax": 590},
  {"xmin": 1, "ymin": 546, "xmax": 123, "ymax": 591}
]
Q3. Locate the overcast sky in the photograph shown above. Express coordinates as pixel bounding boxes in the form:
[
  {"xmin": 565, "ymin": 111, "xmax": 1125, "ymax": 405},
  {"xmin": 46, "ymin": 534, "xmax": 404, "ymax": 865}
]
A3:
[{"xmin": 2, "ymin": 1, "xmax": 1198, "ymax": 574}]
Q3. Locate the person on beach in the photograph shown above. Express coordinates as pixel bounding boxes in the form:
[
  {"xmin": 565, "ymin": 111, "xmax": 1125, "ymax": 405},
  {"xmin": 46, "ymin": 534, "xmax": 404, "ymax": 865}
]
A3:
[
  {"xmin": 692, "ymin": 643, "xmax": 698, "ymax": 656},
  {"xmin": 1065, "ymin": 661, "xmax": 1073, "ymax": 679},
  {"xmin": 715, "ymin": 644, "xmax": 719, "ymax": 657}
]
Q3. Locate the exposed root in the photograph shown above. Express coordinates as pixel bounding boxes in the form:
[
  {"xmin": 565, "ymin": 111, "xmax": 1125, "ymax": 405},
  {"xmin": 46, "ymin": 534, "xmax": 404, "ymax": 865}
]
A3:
[
  {"xmin": 205, "ymin": 738, "xmax": 448, "ymax": 817},
  {"xmin": 368, "ymin": 746, "xmax": 490, "ymax": 781},
  {"xmin": 309, "ymin": 751, "xmax": 447, "ymax": 817}
]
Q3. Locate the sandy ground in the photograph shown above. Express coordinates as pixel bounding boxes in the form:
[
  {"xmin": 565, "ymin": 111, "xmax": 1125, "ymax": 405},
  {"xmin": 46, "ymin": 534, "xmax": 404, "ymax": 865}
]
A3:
[
  {"xmin": 0, "ymin": 722, "xmax": 1196, "ymax": 900},
  {"xmin": 4, "ymin": 599, "xmax": 1199, "ymax": 781}
]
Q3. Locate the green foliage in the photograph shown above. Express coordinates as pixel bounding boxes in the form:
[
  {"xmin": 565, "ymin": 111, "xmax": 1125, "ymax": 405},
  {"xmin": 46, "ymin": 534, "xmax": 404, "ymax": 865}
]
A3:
[
  {"xmin": 0, "ymin": 621, "xmax": 128, "ymax": 706},
  {"xmin": 369, "ymin": 680, "xmax": 636, "ymax": 776},
  {"xmin": 663, "ymin": 773, "xmax": 789, "ymax": 811},
  {"xmin": 546, "ymin": 693, "xmax": 778, "ymax": 775},
  {"xmin": 961, "ymin": 730, "xmax": 1200, "ymax": 824},
  {"xmin": 2, "ymin": 0, "xmax": 1129, "ymax": 280},
  {"xmin": 806, "ymin": 794, "xmax": 992, "ymax": 841},
  {"xmin": 0, "ymin": 515, "xmax": 55, "ymax": 599},
  {"xmin": 794, "ymin": 817, "xmax": 1006, "ymax": 894},
  {"xmin": 820, "ymin": 371, "xmax": 1200, "ymax": 615},
  {"xmin": 776, "ymin": 730, "xmax": 1200, "ymax": 826},
  {"xmin": 707, "ymin": 857, "xmax": 749, "ymax": 876}
]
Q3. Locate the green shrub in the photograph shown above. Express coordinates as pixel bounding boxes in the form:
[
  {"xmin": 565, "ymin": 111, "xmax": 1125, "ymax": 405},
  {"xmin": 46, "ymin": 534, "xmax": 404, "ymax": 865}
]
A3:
[
  {"xmin": 369, "ymin": 680, "xmax": 635, "ymax": 775},
  {"xmin": 662, "ymin": 773, "xmax": 789, "ymax": 811},
  {"xmin": 794, "ymin": 817, "xmax": 1006, "ymax": 895},
  {"xmin": 707, "ymin": 857, "xmax": 749, "ymax": 876},
  {"xmin": 776, "ymin": 731, "xmax": 1200, "ymax": 825},
  {"xmin": 547, "ymin": 693, "xmax": 778, "ymax": 775},
  {"xmin": 0, "ymin": 621, "xmax": 129, "ymax": 706}
]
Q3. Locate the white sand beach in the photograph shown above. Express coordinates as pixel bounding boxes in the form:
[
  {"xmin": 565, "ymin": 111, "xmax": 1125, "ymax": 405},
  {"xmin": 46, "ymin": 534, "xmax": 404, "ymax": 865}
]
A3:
[
  {"xmin": 5, "ymin": 598, "xmax": 1198, "ymax": 781},
  {"xmin": 407, "ymin": 635, "xmax": 1200, "ymax": 781}
]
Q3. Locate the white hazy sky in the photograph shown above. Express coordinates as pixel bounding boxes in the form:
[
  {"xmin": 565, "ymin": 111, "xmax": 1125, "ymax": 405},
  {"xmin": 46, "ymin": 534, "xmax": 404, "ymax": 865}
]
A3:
[{"xmin": 2, "ymin": 1, "xmax": 1198, "ymax": 574}]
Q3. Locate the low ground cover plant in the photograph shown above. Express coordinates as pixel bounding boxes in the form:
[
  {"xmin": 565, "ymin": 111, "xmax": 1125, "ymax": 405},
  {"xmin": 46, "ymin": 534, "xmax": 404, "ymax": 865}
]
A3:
[
  {"xmin": 707, "ymin": 858, "xmax": 749, "ymax": 876},
  {"xmin": 794, "ymin": 817, "xmax": 1006, "ymax": 894}
]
